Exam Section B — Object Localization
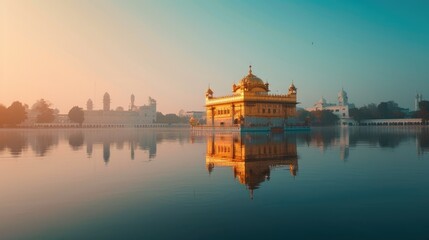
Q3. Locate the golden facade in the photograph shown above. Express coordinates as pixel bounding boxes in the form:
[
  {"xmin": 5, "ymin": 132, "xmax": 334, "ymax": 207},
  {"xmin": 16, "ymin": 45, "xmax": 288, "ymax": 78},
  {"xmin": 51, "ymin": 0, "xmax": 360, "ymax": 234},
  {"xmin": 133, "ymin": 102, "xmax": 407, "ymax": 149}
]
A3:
[
  {"xmin": 206, "ymin": 133, "xmax": 298, "ymax": 197},
  {"xmin": 205, "ymin": 66, "xmax": 298, "ymax": 128}
]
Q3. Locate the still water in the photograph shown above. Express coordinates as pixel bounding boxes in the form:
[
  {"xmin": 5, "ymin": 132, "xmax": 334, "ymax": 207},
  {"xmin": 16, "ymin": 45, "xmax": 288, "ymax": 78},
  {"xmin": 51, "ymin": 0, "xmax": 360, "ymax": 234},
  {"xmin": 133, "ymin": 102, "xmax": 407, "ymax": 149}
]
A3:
[{"xmin": 0, "ymin": 128, "xmax": 429, "ymax": 240}]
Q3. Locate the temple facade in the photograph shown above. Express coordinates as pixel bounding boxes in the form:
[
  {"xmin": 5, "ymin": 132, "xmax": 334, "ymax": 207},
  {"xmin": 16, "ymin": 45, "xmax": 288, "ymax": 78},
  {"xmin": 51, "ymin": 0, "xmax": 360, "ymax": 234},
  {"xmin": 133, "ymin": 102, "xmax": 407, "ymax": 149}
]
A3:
[{"xmin": 205, "ymin": 66, "xmax": 298, "ymax": 128}]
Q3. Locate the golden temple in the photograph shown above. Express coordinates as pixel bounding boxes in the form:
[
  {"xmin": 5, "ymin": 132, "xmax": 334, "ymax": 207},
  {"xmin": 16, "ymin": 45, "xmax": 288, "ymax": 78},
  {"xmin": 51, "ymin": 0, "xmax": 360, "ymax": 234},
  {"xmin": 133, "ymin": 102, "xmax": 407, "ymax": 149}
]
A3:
[{"xmin": 204, "ymin": 66, "xmax": 298, "ymax": 131}]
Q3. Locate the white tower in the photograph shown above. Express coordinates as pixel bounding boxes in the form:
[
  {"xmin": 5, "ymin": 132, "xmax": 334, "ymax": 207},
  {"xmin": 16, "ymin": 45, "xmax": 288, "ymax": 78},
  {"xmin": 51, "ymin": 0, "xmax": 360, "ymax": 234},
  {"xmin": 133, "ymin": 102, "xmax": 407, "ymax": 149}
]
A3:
[
  {"xmin": 103, "ymin": 92, "xmax": 110, "ymax": 111},
  {"xmin": 338, "ymin": 88, "xmax": 348, "ymax": 106},
  {"xmin": 415, "ymin": 93, "xmax": 423, "ymax": 111},
  {"xmin": 130, "ymin": 94, "xmax": 136, "ymax": 111},
  {"xmin": 86, "ymin": 99, "xmax": 93, "ymax": 111}
]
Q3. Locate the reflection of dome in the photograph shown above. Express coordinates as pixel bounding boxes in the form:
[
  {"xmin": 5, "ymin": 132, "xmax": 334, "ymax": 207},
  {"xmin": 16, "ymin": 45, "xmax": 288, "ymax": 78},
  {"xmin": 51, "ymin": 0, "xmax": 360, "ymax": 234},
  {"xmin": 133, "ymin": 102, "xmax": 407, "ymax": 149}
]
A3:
[{"xmin": 233, "ymin": 66, "xmax": 269, "ymax": 93}]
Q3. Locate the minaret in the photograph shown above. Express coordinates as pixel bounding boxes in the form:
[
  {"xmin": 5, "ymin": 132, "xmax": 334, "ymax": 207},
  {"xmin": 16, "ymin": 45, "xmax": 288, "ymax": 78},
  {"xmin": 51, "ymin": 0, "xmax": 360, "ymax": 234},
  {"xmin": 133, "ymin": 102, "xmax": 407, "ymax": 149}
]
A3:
[
  {"xmin": 103, "ymin": 92, "xmax": 110, "ymax": 111},
  {"xmin": 415, "ymin": 93, "xmax": 422, "ymax": 111},
  {"xmin": 130, "ymin": 94, "xmax": 135, "ymax": 111},
  {"xmin": 86, "ymin": 99, "xmax": 93, "ymax": 111},
  {"xmin": 415, "ymin": 93, "xmax": 419, "ymax": 111}
]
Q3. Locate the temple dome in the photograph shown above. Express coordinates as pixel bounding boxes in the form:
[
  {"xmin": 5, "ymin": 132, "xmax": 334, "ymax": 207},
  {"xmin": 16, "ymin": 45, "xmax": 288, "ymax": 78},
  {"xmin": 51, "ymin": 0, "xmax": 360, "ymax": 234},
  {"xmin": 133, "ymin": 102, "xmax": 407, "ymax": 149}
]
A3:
[
  {"xmin": 239, "ymin": 67, "xmax": 264, "ymax": 86},
  {"xmin": 234, "ymin": 66, "xmax": 269, "ymax": 93}
]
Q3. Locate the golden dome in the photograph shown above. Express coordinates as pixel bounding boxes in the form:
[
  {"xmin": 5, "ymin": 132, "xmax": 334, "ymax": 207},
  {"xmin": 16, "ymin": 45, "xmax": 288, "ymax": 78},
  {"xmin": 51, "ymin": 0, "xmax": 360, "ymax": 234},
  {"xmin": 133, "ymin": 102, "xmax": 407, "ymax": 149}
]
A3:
[{"xmin": 234, "ymin": 66, "xmax": 269, "ymax": 93}]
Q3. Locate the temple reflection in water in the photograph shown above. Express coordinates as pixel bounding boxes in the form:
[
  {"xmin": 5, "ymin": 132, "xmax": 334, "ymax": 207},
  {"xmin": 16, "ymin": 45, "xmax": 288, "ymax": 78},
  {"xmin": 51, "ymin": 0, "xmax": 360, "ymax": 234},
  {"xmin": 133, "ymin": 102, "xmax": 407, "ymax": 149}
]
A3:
[{"xmin": 206, "ymin": 133, "xmax": 298, "ymax": 198}]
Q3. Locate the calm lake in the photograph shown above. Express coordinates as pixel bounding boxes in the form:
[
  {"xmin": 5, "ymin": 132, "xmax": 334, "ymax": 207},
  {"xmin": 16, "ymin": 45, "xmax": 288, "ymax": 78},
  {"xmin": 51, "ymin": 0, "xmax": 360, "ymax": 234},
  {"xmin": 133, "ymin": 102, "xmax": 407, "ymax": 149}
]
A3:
[{"xmin": 1, "ymin": 127, "xmax": 429, "ymax": 240}]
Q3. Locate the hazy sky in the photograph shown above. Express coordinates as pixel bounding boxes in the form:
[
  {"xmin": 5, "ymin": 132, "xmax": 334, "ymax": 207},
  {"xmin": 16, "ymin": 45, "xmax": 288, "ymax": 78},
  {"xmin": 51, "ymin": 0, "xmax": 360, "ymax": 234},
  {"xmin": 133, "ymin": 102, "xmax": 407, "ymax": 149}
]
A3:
[{"xmin": 1, "ymin": 0, "xmax": 428, "ymax": 113}]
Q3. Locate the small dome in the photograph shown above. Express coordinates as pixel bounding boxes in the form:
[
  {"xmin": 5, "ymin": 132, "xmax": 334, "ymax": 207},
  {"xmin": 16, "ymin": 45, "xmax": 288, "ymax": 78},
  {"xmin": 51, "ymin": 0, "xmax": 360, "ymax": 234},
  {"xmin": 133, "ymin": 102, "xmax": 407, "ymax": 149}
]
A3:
[
  {"xmin": 206, "ymin": 87, "xmax": 213, "ymax": 95},
  {"xmin": 206, "ymin": 87, "xmax": 213, "ymax": 98},
  {"xmin": 318, "ymin": 97, "xmax": 327, "ymax": 104}
]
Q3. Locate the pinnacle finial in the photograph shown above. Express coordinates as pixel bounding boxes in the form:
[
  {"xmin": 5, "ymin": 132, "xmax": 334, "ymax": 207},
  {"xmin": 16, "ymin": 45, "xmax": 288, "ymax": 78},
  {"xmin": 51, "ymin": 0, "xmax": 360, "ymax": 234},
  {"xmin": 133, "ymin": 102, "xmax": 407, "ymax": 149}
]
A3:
[{"xmin": 249, "ymin": 65, "xmax": 252, "ymax": 74}]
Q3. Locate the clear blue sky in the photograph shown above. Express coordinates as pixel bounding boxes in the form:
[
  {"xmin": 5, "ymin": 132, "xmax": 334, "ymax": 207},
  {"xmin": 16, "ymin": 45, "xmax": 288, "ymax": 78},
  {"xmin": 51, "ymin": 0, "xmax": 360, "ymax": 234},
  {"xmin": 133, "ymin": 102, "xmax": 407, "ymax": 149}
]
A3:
[{"xmin": 2, "ymin": 0, "xmax": 429, "ymax": 113}]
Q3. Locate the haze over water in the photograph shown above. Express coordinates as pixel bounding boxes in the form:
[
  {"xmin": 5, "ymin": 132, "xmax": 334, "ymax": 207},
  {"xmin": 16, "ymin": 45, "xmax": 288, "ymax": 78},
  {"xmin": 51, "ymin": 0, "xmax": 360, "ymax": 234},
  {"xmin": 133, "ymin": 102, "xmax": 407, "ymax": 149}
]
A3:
[{"xmin": 1, "ymin": 128, "xmax": 429, "ymax": 239}]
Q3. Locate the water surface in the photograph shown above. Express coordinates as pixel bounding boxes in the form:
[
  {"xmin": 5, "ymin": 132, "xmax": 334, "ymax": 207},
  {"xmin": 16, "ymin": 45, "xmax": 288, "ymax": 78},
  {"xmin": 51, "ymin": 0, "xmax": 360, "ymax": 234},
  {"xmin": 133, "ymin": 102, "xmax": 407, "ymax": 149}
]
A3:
[{"xmin": 1, "ymin": 127, "xmax": 428, "ymax": 240}]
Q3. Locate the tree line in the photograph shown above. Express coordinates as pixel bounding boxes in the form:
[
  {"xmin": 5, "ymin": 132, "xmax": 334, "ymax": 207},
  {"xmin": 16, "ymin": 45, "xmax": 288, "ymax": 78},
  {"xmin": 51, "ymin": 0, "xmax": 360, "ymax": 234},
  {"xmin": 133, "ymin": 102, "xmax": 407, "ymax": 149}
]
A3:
[
  {"xmin": 296, "ymin": 109, "xmax": 339, "ymax": 126},
  {"xmin": 0, "ymin": 101, "xmax": 27, "ymax": 127},
  {"xmin": 0, "ymin": 99, "xmax": 84, "ymax": 127},
  {"xmin": 350, "ymin": 100, "xmax": 429, "ymax": 123}
]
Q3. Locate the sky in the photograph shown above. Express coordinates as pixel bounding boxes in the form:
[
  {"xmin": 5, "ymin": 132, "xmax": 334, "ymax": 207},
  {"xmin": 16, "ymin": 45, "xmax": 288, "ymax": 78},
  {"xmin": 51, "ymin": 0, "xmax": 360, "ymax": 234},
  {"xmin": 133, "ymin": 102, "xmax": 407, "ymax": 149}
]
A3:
[{"xmin": 1, "ymin": 0, "xmax": 428, "ymax": 114}]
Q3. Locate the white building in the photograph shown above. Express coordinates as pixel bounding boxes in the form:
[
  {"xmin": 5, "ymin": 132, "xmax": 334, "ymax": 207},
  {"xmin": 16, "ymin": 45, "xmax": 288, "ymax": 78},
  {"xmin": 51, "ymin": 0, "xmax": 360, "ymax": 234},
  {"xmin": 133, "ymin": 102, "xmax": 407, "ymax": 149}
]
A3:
[
  {"xmin": 415, "ymin": 93, "xmax": 423, "ymax": 111},
  {"xmin": 83, "ymin": 93, "xmax": 157, "ymax": 127},
  {"xmin": 306, "ymin": 88, "xmax": 355, "ymax": 125}
]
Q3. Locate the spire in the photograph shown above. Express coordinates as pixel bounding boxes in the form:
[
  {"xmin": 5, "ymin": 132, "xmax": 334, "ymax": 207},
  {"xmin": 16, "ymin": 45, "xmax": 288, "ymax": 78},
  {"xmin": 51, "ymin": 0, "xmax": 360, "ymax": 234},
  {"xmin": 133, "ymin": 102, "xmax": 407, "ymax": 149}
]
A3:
[{"xmin": 248, "ymin": 65, "xmax": 252, "ymax": 75}]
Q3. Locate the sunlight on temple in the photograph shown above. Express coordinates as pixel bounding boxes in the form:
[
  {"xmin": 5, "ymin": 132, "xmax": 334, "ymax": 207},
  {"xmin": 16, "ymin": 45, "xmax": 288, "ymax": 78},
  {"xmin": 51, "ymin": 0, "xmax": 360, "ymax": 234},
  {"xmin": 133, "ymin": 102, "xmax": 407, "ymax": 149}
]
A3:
[{"xmin": 204, "ymin": 66, "xmax": 298, "ymax": 130}]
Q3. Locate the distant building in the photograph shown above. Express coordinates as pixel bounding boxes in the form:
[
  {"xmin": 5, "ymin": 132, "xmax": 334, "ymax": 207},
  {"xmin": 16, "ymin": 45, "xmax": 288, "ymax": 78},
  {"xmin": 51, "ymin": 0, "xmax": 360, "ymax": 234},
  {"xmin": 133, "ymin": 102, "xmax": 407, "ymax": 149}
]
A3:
[
  {"xmin": 103, "ymin": 92, "xmax": 111, "ymax": 111},
  {"xmin": 86, "ymin": 99, "xmax": 93, "ymax": 111},
  {"xmin": 83, "ymin": 93, "xmax": 157, "ymax": 127},
  {"xmin": 306, "ymin": 88, "xmax": 355, "ymax": 125},
  {"xmin": 415, "ymin": 93, "xmax": 423, "ymax": 111},
  {"xmin": 204, "ymin": 66, "xmax": 297, "ymax": 128},
  {"xmin": 185, "ymin": 111, "xmax": 205, "ymax": 121}
]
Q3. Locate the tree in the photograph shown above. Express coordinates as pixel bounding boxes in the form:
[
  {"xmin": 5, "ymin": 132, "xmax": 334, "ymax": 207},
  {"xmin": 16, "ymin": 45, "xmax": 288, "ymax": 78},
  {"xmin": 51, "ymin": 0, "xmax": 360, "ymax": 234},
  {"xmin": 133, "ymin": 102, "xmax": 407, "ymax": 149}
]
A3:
[
  {"xmin": 312, "ymin": 110, "xmax": 339, "ymax": 126},
  {"xmin": 296, "ymin": 109, "xmax": 313, "ymax": 126},
  {"xmin": 349, "ymin": 107, "xmax": 363, "ymax": 123},
  {"xmin": 68, "ymin": 106, "xmax": 84, "ymax": 126},
  {"xmin": 6, "ymin": 101, "xmax": 27, "ymax": 126},
  {"xmin": 156, "ymin": 112, "xmax": 189, "ymax": 124},
  {"xmin": 377, "ymin": 101, "xmax": 405, "ymax": 119},
  {"xmin": 33, "ymin": 99, "xmax": 55, "ymax": 123},
  {"xmin": 350, "ymin": 103, "xmax": 380, "ymax": 122},
  {"xmin": 0, "ymin": 105, "xmax": 7, "ymax": 127}
]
